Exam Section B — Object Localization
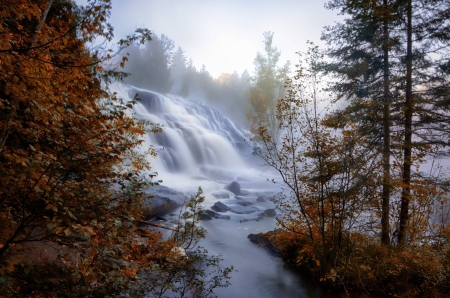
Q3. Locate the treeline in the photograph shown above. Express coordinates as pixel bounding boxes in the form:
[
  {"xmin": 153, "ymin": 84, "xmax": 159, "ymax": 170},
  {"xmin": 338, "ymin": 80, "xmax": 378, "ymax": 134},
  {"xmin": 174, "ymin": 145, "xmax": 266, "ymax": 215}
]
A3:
[
  {"xmin": 122, "ymin": 31, "xmax": 290, "ymax": 128},
  {"xmin": 121, "ymin": 34, "xmax": 250, "ymax": 126},
  {"xmin": 0, "ymin": 1, "xmax": 232, "ymax": 297},
  {"xmin": 253, "ymin": 0, "xmax": 450, "ymax": 297}
]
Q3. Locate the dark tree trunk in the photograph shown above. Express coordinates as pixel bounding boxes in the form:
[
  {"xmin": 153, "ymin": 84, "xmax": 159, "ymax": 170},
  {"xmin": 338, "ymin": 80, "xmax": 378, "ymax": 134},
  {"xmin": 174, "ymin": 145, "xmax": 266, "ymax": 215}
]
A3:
[
  {"xmin": 398, "ymin": 0, "xmax": 413, "ymax": 245},
  {"xmin": 381, "ymin": 0, "xmax": 391, "ymax": 246}
]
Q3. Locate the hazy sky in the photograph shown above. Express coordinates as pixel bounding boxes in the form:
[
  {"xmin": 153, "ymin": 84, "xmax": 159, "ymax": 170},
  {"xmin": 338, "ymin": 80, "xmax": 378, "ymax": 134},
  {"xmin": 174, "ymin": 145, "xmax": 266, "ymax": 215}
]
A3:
[{"xmin": 77, "ymin": 0, "xmax": 342, "ymax": 78}]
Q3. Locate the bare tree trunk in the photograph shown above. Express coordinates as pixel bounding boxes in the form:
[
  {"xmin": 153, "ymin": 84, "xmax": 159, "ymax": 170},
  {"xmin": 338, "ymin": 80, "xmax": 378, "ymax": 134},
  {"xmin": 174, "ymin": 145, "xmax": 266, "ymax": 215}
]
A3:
[{"xmin": 398, "ymin": 0, "xmax": 413, "ymax": 246}]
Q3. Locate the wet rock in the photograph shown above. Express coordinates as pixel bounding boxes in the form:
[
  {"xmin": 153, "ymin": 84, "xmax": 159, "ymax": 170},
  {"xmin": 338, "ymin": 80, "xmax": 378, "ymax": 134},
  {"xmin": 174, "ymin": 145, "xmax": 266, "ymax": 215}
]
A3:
[
  {"xmin": 143, "ymin": 185, "xmax": 186, "ymax": 218},
  {"xmin": 240, "ymin": 214, "xmax": 264, "ymax": 223},
  {"xmin": 256, "ymin": 195, "xmax": 268, "ymax": 202},
  {"xmin": 248, "ymin": 232, "xmax": 281, "ymax": 256},
  {"xmin": 215, "ymin": 214, "xmax": 231, "ymax": 220},
  {"xmin": 229, "ymin": 205, "xmax": 258, "ymax": 214},
  {"xmin": 240, "ymin": 190, "xmax": 251, "ymax": 196},
  {"xmin": 211, "ymin": 190, "xmax": 231, "ymax": 199},
  {"xmin": 225, "ymin": 181, "xmax": 241, "ymax": 195},
  {"xmin": 201, "ymin": 209, "xmax": 231, "ymax": 220},
  {"xmin": 211, "ymin": 201, "xmax": 230, "ymax": 212},
  {"xmin": 237, "ymin": 200, "xmax": 253, "ymax": 206},
  {"xmin": 204, "ymin": 209, "xmax": 217, "ymax": 217},
  {"xmin": 201, "ymin": 213, "xmax": 213, "ymax": 220},
  {"xmin": 262, "ymin": 208, "xmax": 276, "ymax": 218}
]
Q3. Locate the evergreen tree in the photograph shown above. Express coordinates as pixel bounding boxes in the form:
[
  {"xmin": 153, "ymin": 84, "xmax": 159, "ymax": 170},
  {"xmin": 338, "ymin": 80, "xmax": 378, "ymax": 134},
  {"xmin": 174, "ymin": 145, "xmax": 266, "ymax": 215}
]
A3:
[
  {"xmin": 170, "ymin": 46, "xmax": 188, "ymax": 95},
  {"xmin": 124, "ymin": 33, "xmax": 174, "ymax": 93},
  {"xmin": 247, "ymin": 32, "xmax": 290, "ymax": 140},
  {"xmin": 323, "ymin": 0, "xmax": 450, "ymax": 246}
]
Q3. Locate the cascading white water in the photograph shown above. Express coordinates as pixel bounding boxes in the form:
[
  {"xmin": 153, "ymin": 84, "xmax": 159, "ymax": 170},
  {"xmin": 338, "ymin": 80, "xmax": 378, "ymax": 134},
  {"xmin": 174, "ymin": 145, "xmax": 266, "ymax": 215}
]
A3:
[{"xmin": 112, "ymin": 83, "xmax": 255, "ymax": 190}]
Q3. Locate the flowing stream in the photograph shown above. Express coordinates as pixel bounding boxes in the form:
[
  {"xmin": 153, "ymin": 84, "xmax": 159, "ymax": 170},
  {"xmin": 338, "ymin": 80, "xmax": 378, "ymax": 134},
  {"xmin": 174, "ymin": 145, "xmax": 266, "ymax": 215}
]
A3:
[{"xmin": 112, "ymin": 83, "xmax": 339, "ymax": 298}]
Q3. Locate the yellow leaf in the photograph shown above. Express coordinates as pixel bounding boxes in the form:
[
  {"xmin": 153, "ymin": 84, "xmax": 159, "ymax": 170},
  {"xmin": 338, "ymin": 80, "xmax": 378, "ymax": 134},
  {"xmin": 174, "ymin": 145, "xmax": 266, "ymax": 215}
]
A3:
[{"xmin": 315, "ymin": 259, "xmax": 320, "ymax": 267}]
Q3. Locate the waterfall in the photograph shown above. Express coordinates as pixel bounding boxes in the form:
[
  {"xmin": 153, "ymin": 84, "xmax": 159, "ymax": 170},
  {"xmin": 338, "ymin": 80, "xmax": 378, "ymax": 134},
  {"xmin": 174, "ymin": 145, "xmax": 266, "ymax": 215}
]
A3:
[{"xmin": 111, "ymin": 83, "xmax": 252, "ymax": 188}]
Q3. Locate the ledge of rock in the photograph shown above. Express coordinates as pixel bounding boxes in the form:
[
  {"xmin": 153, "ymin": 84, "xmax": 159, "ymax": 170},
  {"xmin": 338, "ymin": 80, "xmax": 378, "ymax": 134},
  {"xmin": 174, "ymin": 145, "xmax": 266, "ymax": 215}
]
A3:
[
  {"xmin": 248, "ymin": 232, "xmax": 281, "ymax": 256},
  {"xmin": 143, "ymin": 185, "xmax": 186, "ymax": 218}
]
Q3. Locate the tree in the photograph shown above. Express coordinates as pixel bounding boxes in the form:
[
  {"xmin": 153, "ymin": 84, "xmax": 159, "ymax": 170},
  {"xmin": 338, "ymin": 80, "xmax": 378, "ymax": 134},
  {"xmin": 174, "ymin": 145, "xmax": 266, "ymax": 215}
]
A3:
[
  {"xmin": 124, "ymin": 33, "xmax": 175, "ymax": 93},
  {"xmin": 247, "ymin": 32, "xmax": 290, "ymax": 141},
  {"xmin": 170, "ymin": 46, "xmax": 188, "ymax": 95},
  {"xmin": 323, "ymin": 0, "xmax": 450, "ymax": 246},
  {"xmin": 322, "ymin": 0, "xmax": 404, "ymax": 245},
  {"xmin": 0, "ymin": 1, "xmax": 232, "ymax": 296},
  {"xmin": 253, "ymin": 45, "xmax": 378, "ymax": 279}
]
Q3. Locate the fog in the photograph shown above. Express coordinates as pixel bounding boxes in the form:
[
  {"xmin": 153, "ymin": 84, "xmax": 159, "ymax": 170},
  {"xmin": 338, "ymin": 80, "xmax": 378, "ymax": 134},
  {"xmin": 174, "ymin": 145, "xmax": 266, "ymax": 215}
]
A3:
[{"xmin": 75, "ymin": 0, "xmax": 341, "ymax": 78}]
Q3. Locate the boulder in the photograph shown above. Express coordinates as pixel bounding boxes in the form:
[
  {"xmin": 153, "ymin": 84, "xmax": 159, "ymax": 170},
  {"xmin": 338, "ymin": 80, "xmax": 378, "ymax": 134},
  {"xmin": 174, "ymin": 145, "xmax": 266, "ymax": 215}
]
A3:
[
  {"xmin": 262, "ymin": 208, "xmax": 277, "ymax": 218},
  {"xmin": 211, "ymin": 201, "xmax": 230, "ymax": 213},
  {"xmin": 256, "ymin": 195, "xmax": 268, "ymax": 202},
  {"xmin": 215, "ymin": 214, "xmax": 231, "ymax": 220},
  {"xmin": 203, "ymin": 209, "xmax": 217, "ymax": 217},
  {"xmin": 229, "ymin": 205, "xmax": 258, "ymax": 214},
  {"xmin": 248, "ymin": 232, "xmax": 281, "ymax": 256},
  {"xmin": 239, "ymin": 190, "xmax": 251, "ymax": 196},
  {"xmin": 211, "ymin": 190, "xmax": 231, "ymax": 199},
  {"xmin": 225, "ymin": 181, "xmax": 241, "ymax": 195},
  {"xmin": 237, "ymin": 200, "xmax": 253, "ymax": 206},
  {"xmin": 240, "ymin": 214, "xmax": 264, "ymax": 223},
  {"xmin": 201, "ymin": 212, "xmax": 213, "ymax": 220},
  {"xmin": 143, "ymin": 185, "xmax": 186, "ymax": 218},
  {"xmin": 201, "ymin": 209, "xmax": 231, "ymax": 220}
]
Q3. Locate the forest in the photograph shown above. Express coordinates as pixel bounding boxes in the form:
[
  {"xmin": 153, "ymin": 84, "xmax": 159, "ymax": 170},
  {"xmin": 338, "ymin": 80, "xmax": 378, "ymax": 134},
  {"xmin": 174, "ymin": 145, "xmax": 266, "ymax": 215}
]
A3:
[{"xmin": 1, "ymin": 0, "xmax": 450, "ymax": 297}]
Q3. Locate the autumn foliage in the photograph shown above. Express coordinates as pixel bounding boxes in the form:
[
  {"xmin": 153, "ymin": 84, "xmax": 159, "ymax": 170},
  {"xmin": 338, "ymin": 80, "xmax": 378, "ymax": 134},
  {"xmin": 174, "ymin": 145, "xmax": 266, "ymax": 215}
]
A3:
[
  {"xmin": 253, "ymin": 43, "xmax": 450, "ymax": 297},
  {"xmin": 0, "ymin": 1, "xmax": 231, "ymax": 297}
]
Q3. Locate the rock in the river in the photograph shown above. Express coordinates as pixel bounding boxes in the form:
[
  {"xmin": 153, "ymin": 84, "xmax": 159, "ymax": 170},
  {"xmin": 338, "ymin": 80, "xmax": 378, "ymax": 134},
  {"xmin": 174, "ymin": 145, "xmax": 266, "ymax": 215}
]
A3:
[
  {"xmin": 225, "ymin": 181, "xmax": 241, "ymax": 195},
  {"xmin": 262, "ymin": 208, "xmax": 277, "ymax": 218},
  {"xmin": 215, "ymin": 213, "xmax": 231, "ymax": 220},
  {"xmin": 240, "ymin": 213, "xmax": 264, "ymax": 223},
  {"xmin": 204, "ymin": 209, "xmax": 217, "ymax": 217},
  {"xmin": 237, "ymin": 200, "xmax": 253, "ymax": 206},
  {"xmin": 211, "ymin": 190, "xmax": 231, "ymax": 199},
  {"xmin": 229, "ymin": 205, "xmax": 258, "ymax": 214},
  {"xmin": 201, "ymin": 209, "xmax": 231, "ymax": 220},
  {"xmin": 240, "ymin": 190, "xmax": 251, "ymax": 196},
  {"xmin": 248, "ymin": 232, "xmax": 281, "ymax": 256},
  {"xmin": 256, "ymin": 195, "xmax": 269, "ymax": 202},
  {"xmin": 143, "ymin": 185, "xmax": 186, "ymax": 218},
  {"xmin": 211, "ymin": 201, "xmax": 230, "ymax": 212},
  {"xmin": 201, "ymin": 212, "xmax": 213, "ymax": 220}
]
